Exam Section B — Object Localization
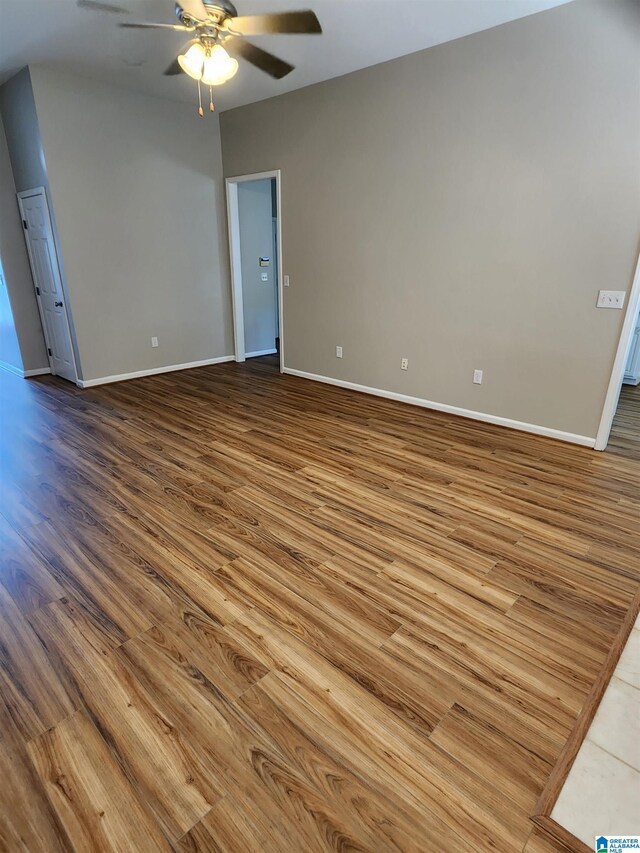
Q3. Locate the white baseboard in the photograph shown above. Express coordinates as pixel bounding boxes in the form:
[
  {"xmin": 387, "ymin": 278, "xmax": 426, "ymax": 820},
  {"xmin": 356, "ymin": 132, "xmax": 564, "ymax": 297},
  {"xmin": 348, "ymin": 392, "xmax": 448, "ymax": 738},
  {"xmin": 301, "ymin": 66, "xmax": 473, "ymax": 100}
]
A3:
[
  {"xmin": 0, "ymin": 360, "xmax": 50, "ymax": 379},
  {"xmin": 0, "ymin": 360, "xmax": 25, "ymax": 377},
  {"xmin": 283, "ymin": 367, "xmax": 596, "ymax": 448},
  {"xmin": 77, "ymin": 355, "xmax": 234, "ymax": 388},
  {"xmin": 245, "ymin": 348, "xmax": 278, "ymax": 358}
]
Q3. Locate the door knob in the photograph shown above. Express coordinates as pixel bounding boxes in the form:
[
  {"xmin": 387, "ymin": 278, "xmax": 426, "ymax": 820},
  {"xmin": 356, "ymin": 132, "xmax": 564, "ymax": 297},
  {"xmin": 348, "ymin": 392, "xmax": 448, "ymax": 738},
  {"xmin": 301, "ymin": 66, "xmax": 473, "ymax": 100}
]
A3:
[{"xmin": 55, "ymin": 301, "xmax": 63, "ymax": 307}]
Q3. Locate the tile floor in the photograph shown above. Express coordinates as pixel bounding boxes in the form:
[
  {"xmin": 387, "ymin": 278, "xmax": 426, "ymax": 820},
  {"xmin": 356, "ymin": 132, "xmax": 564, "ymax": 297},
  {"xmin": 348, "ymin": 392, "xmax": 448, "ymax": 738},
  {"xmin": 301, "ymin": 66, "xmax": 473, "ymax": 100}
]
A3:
[{"xmin": 552, "ymin": 614, "xmax": 640, "ymax": 845}]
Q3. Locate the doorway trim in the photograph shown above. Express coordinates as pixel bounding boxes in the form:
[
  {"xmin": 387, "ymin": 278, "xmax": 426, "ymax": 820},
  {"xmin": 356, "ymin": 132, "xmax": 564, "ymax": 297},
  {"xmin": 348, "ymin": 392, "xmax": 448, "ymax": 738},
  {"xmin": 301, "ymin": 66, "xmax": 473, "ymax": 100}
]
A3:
[
  {"xmin": 594, "ymin": 247, "xmax": 640, "ymax": 450},
  {"xmin": 17, "ymin": 186, "xmax": 79, "ymax": 383},
  {"xmin": 225, "ymin": 170, "xmax": 284, "ymax": 372}
]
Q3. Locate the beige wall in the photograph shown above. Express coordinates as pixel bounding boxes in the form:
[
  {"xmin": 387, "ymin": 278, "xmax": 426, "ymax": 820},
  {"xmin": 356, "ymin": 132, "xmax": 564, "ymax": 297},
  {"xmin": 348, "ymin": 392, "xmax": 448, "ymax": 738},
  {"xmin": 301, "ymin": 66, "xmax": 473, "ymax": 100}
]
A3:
[
  {"xmin": 0, "ymin": 103, "xmax": 48, "ymax": 373},
  {"xmin": 28, "ymin": 67, "xmax": 233, "ymax": 382},
  {"xmin": 0, "ymin": 117, "xmax": 24, "ymax": 373},
  {"xmin": 221, "ymin": 0, "xmax": 640, "ymax": 439},
  {"xmin": 0, "ymin": 254, "xmax": 23, "ymax": 373},
  {"xmin": 0, "ymin": 68, "xmax": 48, "ymax": 193}
]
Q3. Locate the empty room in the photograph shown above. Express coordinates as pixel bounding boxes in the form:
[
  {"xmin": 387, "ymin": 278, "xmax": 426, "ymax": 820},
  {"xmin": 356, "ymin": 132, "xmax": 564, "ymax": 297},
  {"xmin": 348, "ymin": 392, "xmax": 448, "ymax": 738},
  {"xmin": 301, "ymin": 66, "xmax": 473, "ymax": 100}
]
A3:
[{"xmin": 0, "ymin": 1, "xmax": 639, "ymax": 851}]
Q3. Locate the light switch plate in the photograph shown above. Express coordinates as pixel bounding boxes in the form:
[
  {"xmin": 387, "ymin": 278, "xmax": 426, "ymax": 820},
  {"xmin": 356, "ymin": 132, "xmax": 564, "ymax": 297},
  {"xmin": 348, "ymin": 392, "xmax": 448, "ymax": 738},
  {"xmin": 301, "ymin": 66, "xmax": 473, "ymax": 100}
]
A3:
[
  {"xmin": 284, "ymin": 275, "xmax": 290, "ymax": 287},
  {"xmin": 597, "ymin": 290, "xmax": 626, "ymax": 309}
]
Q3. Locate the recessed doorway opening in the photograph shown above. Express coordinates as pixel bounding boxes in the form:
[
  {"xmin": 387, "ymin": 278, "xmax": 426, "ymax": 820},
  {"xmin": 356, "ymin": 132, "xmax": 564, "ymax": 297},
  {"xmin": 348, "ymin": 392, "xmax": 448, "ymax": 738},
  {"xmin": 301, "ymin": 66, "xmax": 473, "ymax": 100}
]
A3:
[
  {"xmin": 595, "ymin": 249, "xmax": 640, "ymax": 452},
  {"xmin": 603, "ymin": 295, "xmax": 640, "ymax": 459},
  {"xmin": 226, "ymin": 170, "xmax": 283, "ymax": 371}
]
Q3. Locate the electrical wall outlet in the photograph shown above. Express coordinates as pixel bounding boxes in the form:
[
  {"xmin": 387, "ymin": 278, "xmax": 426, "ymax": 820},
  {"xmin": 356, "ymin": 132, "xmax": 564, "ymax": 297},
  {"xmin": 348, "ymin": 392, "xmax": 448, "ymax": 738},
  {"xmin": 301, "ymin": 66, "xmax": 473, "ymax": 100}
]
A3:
[
  {"xmin": 597, "ymin": 290, "xmax": 626, "ymax": 309},
  {"xmin": 401, "ymin": 358, "xmax": 409, "ymax": 371},
  {"xmin": 473, "ymin": 369, "xmax": 483, "ymax": 384},
  {"xmin": 284, "ymin": 275, "xmax": 290, "ymax": 287},
  {"xmin": 336, "ymin": 345, "xmax": 343, "ymax": 358},
  {"xmin": 151, "ymin": 336, "xmax": 159, "ymax": 348},
  {"xmin": 261, "ymin": 272, "xmax": 268, "ymax": 282}
]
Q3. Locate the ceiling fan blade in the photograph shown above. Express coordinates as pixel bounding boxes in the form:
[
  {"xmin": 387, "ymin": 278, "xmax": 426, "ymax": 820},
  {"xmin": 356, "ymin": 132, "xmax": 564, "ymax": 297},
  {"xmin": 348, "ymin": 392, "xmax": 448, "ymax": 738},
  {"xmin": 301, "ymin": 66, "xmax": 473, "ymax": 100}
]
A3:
[
  {"xmin": 226, "ymin": 39, "xmax": 294, "ymax": 79},
  {"xmin": 119, "ymin": 21, "xmax": 190, "ymax": 30},
  {"xmin": 163, "ymin": 39, "xmax": 198, "ymax": 75},
  {"xmin": 179, "ymin": 0, "xmax": 209, "ymax": 21},
  {"xmin": 225, "ymin": 10, "xmax": 321, "ymax": 36},
  {"xmin": 163, "ymin": 58, "xmax": 183, "ymax": 76},
  {"xmin": 77, "ymin": 0, "xmax": 129, "ymax": 12}
]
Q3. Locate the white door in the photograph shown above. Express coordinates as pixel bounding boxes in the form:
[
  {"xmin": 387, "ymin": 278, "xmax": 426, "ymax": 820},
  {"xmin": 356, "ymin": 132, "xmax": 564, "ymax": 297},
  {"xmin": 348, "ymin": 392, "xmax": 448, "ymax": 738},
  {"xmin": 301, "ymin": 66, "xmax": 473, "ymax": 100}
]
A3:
[{"xmin": 18, "ymin": 188, "xmax": 77, "ymax": 382}]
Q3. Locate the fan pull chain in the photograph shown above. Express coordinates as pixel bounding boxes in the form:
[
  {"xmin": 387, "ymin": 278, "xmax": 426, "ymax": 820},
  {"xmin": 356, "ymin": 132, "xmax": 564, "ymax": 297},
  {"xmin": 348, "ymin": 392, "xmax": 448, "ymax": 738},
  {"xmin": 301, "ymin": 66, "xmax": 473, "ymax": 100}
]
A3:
[
  {"xmin": 197, "ymin": 79, "xmax": 204, "ymax": 117},
  {"xmin": 209, "ymin": 86, "xmax": 215, "ymax": 113}
]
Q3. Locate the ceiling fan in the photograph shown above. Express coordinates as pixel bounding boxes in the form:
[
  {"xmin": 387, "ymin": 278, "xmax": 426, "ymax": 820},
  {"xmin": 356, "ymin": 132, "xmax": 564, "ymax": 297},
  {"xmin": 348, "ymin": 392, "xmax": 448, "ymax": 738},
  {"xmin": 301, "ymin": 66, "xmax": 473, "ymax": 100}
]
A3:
[{"xmin": 81, "ymin": 1, "xmax": 322, "ymax": 115}]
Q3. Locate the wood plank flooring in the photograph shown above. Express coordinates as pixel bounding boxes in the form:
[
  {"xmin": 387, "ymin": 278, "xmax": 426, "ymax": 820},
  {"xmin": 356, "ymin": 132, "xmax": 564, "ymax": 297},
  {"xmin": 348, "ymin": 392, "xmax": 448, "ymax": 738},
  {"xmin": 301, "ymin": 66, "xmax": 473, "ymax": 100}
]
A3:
[
  {"xmin": 609, "ymin": 382, "xmax": 640, "ymax": 461},
  {"xmin": 0, "ymin": 357, "xmax": 638, "ymax": 852}
]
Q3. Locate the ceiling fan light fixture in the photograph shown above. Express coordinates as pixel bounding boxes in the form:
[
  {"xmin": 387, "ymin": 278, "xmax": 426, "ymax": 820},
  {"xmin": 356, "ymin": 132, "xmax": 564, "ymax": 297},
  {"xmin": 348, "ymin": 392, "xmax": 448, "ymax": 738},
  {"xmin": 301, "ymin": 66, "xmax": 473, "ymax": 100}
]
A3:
[
  {"xmin": 117, "ymin": 5, "xmax": 321, "ymax": 115},
  {"xmin": 178, "ymin": 41, "xmax": 206, "ymax": 79},
  {"xmin": 201, "ymin": 45, "xmax": 239, "ymax": 85}
]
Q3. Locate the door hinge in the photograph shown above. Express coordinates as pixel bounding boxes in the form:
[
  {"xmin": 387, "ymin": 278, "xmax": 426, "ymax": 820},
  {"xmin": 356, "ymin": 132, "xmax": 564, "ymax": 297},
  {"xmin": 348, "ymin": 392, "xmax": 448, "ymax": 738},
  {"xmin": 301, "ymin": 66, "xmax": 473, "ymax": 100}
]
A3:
[
  {"xmin": 22, "ymin": 219, "xmax": 28, "ymax": 229},
  {"xmin": 47, "ymin": 347, "xmax": 52, "ymax": 357},
  {"xmin": 35, "ymin": 286, "xmax": 40, "ymax": 296}
]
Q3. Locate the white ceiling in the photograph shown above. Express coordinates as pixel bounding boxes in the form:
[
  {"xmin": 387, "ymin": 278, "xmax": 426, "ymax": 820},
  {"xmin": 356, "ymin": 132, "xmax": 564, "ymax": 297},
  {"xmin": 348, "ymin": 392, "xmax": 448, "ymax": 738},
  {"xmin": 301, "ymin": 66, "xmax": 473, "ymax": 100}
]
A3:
[{"xmin": 0, "ymin": 0, "xmax": 572, "ymax": 112}]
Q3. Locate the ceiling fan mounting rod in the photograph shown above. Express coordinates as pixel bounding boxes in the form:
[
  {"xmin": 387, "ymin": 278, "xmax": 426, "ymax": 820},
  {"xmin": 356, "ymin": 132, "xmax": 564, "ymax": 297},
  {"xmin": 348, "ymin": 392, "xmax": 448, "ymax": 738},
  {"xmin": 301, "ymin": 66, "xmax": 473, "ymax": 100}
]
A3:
[
  {"xmin": 176, "ymin": 2, "xmax": 237, "ymax": 27},
  {"xmin": 203, "ymin": 1, "xmax": 239, "ymax": 18},
  {"xmin": 196, "ymin": 26, "xmax": 221, "ymax": 42}
]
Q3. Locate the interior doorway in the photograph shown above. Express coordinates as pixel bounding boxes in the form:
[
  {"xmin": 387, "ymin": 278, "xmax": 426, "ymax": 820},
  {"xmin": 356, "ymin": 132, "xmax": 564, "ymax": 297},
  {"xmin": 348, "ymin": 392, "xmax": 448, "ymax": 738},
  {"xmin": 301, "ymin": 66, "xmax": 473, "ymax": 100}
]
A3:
[
  {"xmin": 226, "ymin": 170, "xmax": 283, "ymax": 371},
  {"xmin": 595, "ymin": 249, "xmax": 640, "ymax": 451},
  {"xmin": 604, "ymin": 297, "xmax": 640, "ymax": 459}
]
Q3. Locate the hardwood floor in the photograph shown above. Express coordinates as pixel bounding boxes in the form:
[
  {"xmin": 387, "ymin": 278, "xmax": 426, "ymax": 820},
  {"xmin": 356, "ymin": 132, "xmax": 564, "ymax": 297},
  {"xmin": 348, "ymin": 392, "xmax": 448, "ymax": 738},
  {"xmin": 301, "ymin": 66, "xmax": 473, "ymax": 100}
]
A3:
[{"xmin": 0, "ymin": 358, "xmax": 638, "ymax": 852}]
